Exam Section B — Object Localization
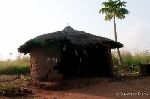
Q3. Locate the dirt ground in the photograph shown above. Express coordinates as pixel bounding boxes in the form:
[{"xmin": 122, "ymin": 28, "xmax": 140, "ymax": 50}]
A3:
[{"xmin": 2, "ymin": 77, "xmax": 150, "ymax": 99}]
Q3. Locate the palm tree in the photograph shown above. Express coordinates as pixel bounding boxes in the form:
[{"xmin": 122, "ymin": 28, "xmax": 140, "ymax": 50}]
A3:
[{"xmin": 99, "ymin": 0, "xmax": 129, "ymax": 65}]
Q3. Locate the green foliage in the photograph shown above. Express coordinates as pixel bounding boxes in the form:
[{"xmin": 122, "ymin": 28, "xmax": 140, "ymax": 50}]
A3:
[
  {"xmin": 0, "ymin": 56, "xmax": 30, "ymax": 75},
  {"xmin": 112, "ymin": 50, "xmax": 150, "ymax": 74},
  {"xmin": 99, "ymin": 0, "xmax": 129, "ymax": 21},
  {"xmin": 0, "ymin": 75, "xmax": 30, "ymax": 96},
  {"xmin": 0, "ymin": 65, "xmax": 30, "ymax": 75}
]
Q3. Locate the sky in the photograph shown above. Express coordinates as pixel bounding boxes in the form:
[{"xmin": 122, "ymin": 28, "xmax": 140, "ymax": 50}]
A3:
[{"xmin": 0, "ymin": 0, "xmax": 150, "ymax": 60}]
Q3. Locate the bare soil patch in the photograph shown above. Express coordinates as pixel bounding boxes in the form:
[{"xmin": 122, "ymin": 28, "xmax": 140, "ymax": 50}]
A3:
[{"xmin": 1, "ymin": 76, "xmax": 150, "ymax": 99}]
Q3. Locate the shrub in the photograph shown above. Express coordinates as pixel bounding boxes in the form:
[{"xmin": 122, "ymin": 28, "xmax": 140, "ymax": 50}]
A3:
[
  {"xmin": 0, "ymin": 76, "xmax": 31, "ymax": 96},
  {"xmin": 112, "ymin": 50, "xmax": 150, "ymax": 74}
]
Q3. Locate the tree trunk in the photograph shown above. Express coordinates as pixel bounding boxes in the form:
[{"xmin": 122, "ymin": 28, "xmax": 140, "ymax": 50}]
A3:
[{"xmin": 113, "ymin": 16, "xmax": 123, "ymax": 65}]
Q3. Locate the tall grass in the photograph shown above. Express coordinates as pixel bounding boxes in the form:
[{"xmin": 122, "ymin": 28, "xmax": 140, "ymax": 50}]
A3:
[
  {"xmin": 0, "ymin": 55, "xmax": 30, "ymax": 75},
  {"xmin": 112, "ymin": 50, "xmax": 150, "ymax": 66},
  {"xmin": 112, "ymin": 50, "xmax": 150, "ymax": 74}
]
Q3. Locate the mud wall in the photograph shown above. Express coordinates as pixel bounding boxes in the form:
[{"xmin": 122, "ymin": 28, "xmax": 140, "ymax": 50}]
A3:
[{"xmin": 30, "ymin": 47, "xmax": 61, "ymax": 82}]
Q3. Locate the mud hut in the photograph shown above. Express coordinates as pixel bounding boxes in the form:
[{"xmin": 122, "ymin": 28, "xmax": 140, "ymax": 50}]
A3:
[
  {"xmin": 18, "ymin": 26, "xmax": 123, "ymax": 82},
  {"xmin": 140, "ymin": 64, "xmax": 150, "ymax": 76}
]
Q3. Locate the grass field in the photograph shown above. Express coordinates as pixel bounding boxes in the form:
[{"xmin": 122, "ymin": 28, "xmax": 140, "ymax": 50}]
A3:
[
  {"xmin": 112, "ymin": 50, "xmax": 150, "ymax": 66},
  {"xmin": 0, "ymin": 56, "xmax": 30, "ymax": 75}
]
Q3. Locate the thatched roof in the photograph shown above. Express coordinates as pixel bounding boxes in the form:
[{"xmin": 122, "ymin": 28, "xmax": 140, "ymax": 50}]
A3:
[{"xmin": 18, "ymin": 26, "xmax": 123, "ymax": 54}]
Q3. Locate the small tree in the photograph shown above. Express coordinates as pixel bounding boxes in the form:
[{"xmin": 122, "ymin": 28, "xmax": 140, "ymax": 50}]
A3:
[{"xmin": 99, "ymin": 0, "xmax": 129, "ymax": 65}]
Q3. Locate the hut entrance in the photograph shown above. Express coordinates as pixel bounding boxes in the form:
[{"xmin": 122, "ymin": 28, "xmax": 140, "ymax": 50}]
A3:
[
  {"xmin": 83, "ymin": 46, "xmax": 112, "ymax": 77},
  {"xmin": 140, "ymin": 64, "xmax": 150, "ymax": 76},
  {"xmin": 59, "ymin": 45, "xmax": 112, "ymax": 78}
]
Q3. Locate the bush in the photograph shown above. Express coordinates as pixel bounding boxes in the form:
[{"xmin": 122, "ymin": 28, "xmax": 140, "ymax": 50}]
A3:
[
  {"xmin": 112, "ymin": 50, "xmax": 150, "ymax": 74},
  {"xmin": 0, "ymin": 76, "xmax": 31, "ymax": 96}
]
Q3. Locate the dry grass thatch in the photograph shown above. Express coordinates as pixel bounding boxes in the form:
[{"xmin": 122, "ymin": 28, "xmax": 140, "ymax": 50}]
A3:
[{"xmin": 18, "ymin": 26, "xmax": 123, "ymax": 54}]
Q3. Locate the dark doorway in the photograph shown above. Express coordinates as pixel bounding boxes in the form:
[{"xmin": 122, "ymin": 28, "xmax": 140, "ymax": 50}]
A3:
[
  {"xmin": 140, "ymin": 64, "xmax": 150, "ymax": 76},
  {"xmin": 58, "ymin": 45, "xmax": 112, "ymax": 78}
]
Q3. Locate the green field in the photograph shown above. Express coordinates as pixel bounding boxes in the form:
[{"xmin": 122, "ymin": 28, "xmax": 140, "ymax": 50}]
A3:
[{"xmin": 0, "ymin": 56, "xmax": 30, "ymax": 75}]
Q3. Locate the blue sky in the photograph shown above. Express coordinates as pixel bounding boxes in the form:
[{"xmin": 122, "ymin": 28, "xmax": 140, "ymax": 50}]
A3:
[{"xmin": 0, "ymin": 0, "xmax": 150, "ymax": 59}]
